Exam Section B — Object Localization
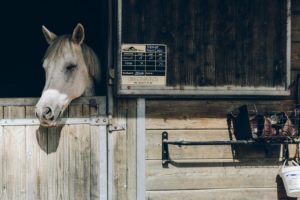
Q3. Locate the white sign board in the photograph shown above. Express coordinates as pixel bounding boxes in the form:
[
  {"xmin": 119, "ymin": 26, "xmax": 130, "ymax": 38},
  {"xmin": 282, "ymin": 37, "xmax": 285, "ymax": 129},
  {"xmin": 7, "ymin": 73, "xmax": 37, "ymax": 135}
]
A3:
[{"xmin": 121, "ymin": 44, "xmax": 167, "ymax": 86}]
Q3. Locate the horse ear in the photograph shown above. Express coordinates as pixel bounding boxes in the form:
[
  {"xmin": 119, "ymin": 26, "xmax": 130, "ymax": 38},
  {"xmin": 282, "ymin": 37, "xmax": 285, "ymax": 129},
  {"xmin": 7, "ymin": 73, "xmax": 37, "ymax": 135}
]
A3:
[
  {"xmin": 72, "ymin": 23, "xmax": 85, "ymax": 44},
  {"xmin": 42, "ymin": 25, "xmax": 57, "ymax": 45}
]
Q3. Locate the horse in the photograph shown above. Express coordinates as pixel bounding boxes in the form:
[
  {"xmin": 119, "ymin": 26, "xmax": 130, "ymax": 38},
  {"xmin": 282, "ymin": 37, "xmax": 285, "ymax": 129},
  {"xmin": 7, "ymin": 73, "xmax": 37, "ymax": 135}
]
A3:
[{"xmin": 35, "ymin": 23, "xmax": 101, "ymax": 127}]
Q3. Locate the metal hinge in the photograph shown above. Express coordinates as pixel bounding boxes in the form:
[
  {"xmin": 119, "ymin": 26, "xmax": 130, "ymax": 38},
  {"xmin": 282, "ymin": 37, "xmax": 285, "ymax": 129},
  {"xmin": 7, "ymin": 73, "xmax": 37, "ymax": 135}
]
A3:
[
  {"xmin": 108, "ymin": 69, "xmax": 115, "ymax": 85},
  {"xmin": 108, "ymin": 114, "xmax": 126, "ymax": 132}
]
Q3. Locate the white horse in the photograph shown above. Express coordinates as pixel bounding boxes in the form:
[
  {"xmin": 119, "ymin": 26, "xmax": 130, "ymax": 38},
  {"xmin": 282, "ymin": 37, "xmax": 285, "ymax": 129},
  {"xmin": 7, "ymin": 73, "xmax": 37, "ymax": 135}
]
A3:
[{"xmin": 36, "ymin": 23, "xmax": 101, "ymax": 127}]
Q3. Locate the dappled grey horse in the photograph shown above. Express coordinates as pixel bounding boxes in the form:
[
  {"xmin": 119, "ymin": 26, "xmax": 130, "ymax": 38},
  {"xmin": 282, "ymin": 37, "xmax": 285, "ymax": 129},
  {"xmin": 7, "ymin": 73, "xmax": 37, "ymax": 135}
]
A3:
[{"xmin": 35, "ymin": 23, "xmax": 101, "ymax": 127}]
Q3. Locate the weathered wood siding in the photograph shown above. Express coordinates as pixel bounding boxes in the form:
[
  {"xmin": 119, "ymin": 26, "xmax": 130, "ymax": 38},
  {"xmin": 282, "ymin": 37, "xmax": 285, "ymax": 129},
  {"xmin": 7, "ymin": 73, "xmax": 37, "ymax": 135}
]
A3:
[
  {"xmin": 122, "ymin": 0, "xmax": 287, "ymax": 88},
  {"xmin": 145, "ymin": 100, "xmax": 297, "ymax": 200},
  {"xmin": 0, "ymin": 97, "xmax": 106, "ymax": 200},
  {"xmin": 292, "ymin": 0, "xmax": 300, "ymax": 70}
]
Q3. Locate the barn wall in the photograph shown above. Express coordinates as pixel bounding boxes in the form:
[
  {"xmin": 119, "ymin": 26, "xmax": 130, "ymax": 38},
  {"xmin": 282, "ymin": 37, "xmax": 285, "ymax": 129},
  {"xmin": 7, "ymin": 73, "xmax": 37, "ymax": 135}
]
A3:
[
  {"xmin": 122, "ymin": 0, "xmax": 288, "ymax": 88},
  {"xmin": 111, "ymin": 1, "xmax": 300, "ymax": 199},
  {"xmin": 292, "ymin": 0, "xmax": 300, "ymax": 70},
  {"xmin": 145, "ymin": 100, "xmax": 296, "ymax": 200},
  {"xmin": 0, "ymin": 97, "xmax": 106, "ymax": 200}
]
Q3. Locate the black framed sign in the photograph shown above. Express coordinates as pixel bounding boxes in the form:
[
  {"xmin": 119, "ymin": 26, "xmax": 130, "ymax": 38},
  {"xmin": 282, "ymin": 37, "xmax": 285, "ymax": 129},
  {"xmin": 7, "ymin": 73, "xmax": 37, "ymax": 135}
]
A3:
[{"xmin": 121, "ymin": 44, "xmax": 167, "ymax": 86}]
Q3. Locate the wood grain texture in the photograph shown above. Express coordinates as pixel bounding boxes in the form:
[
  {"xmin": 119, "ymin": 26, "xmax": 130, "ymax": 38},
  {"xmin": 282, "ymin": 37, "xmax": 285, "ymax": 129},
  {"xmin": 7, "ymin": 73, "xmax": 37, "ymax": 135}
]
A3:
[
  {"xmin": 0, "ymin": 97, "xmax": 105, "ymax": 200},
  {"xmin": 146, "ymin": 160, "xmax": 283, "ymax": 190},
  {"xmin": 111, "ymin": 131, "xmax": 127, "ymax": 200},
  {"xmin": 126, "ymin": 100, "xmax": 137, "ymax": 200},
  {"xmin": 292, "ymin": 42, "xmax": 300, "ymax": 70},
  {"xmin": 146, "ymin": 188, "xmax": 295, "ymax": 200},
  {"xmin": 3, "ymin": 106, "xmax": 26, "ymax": 200},
  {"xmin": 146, "ymin": 100, "xmax": 295, "ymax": 129},
  {"xmin": 122, "ymin": 0, "xmax": 287, "ymax": 88},
  {"xmin": 90, "ymin": 125, "xmax": 100, "ymax": 200}
]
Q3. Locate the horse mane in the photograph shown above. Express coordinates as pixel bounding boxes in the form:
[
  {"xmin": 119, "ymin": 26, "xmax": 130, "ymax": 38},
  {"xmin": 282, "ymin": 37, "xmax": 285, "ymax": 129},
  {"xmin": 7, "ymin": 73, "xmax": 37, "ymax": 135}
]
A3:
[{"xmin": 43, "ymin": 35, "xmax": 101, "ymax": 89}]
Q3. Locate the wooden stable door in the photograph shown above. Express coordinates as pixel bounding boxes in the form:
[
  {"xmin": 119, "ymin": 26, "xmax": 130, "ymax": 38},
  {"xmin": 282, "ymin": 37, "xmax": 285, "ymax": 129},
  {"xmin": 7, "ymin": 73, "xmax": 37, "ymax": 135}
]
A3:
[{"xmin": 0, "ymin": 97, "xmax": 107, "ymax": 200}]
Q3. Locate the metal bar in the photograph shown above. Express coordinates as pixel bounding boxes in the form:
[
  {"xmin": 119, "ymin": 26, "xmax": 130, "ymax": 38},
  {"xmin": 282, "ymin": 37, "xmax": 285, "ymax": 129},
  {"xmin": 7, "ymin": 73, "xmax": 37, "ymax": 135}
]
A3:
[
  {"xmin": 162, "ymin": 132, "xmax": 170, "ymax": 167},
  {"xmin": 0, "ymin": 117, "xmax": 108, "ymax": 126},
  {"xmin": 163, "ymin": 140, "xmax": 300, "ymax": 145},
  {"xmin": 161, "ymin": 131, "xmax": 300, "ymax": 166}
]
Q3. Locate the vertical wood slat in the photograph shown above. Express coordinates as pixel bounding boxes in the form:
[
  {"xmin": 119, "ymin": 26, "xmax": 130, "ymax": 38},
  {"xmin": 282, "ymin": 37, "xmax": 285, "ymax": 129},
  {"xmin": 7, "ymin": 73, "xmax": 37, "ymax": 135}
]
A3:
[
  {"xmin": 0, "ymin": 106, "xmax": 4, "ymax": 199},
  {"xmin": 111, "ymin": 130, "xmax": 127, "ymax": 200},
  {"xmin": 67, "ymin": 105, "xmax": 91, "ymax": 200},
  {"xmin": 25, "ymin": 106, "xmax": 47, "ymax": 200},
  {"xmin": 91, "ymin": 125, "xmax": 107, "ymax": 200},
  {"xmin": 127, "ymin": 100, "xmax": 137, "ymax": 200},
  {"xmin": 47, "ymin": 126, "xmax": 64, "ymax": 200},
  {"xmin": 111, "ymin": 99, "xmax": 128, "ymax": 200},
  {"xmin": 3, "ymin": 107, "xmax": 26, "ymax": 200},
  {"xmin": 136, "ymin": 99, "xmax": 145, "ymax": 200}
]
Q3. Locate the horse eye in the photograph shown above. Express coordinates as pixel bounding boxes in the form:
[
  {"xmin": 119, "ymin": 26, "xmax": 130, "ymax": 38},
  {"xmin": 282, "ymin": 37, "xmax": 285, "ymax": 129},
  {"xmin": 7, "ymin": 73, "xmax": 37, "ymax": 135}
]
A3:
[{"xmin": 66, "ymin": 64, "xmax": 77, "ymax": 71}]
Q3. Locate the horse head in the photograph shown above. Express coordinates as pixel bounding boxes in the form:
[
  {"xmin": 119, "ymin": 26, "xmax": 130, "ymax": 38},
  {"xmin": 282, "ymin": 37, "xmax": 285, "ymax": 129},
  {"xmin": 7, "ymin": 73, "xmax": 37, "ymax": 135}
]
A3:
[{"xmin": 36, "ymin": 23, "xmax": 100, "ymax": 127}]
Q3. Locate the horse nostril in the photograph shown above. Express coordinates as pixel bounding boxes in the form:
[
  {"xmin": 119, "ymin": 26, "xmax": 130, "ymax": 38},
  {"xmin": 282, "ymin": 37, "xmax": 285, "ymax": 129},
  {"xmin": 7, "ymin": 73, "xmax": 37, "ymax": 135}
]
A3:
[
  {"xmin": 43, "ymin": 107, "xmax": 51, "ymax": 115},
  {"xmin": 42, "ymin": 107, "xmax": 54, "ymax": 120}
]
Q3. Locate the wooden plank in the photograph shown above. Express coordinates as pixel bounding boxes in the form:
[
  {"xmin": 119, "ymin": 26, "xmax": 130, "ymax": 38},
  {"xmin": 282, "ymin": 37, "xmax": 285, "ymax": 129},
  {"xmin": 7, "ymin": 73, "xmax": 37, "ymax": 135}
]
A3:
[
  {"xmin": 136, "ymin": 99, "xmax": 145, "ymax": 200},
  {"xmin": 0, "ymin": 125, "xmax": 4, "ymax": 199},
  {"xmin": 36, "ymin": 127, "xmax": 48, "ymax": 199},
  {"xmin": 292, "ymin": 0, "xmax": 300, "ymax": 12},
  {"xmin": 0, "ymin": 96, "xmax": 105, "ymax": 107},
  {"xmin": 90, "ymin": 126, "xmax": 101, "ymax": 200},
  {"xmin": 292, "ymin": 14, "xmax": 300, "ymax": 42},
  {"xmin": 127, "ymin": 100, "xmax": 137, "ymax": 200},
  {"xmin": 3, "ymin": 106, "xmax": 26, "ymax": 199},
  {"xmin": 146, "ymin": 160, "xmax": 284, "ymax": 191},
  {"xmin": 146, "ymin": 100, "xmax": 295, "ymax": 129},
  {"xmin": 66, "ymin": 104, "xmax": 91, "ymax": 200},
  {"xmin": 146, "ymin": 188, "xmax": 293, "ymax": 200},
  {"xmin": 0, "ymin": 107, "xmax": 3, "ymax": 199},
  {"xmin": 67, "ymin": 124, "xmax": 91, "ymax": 200},
  {"xmin": 111, "ymin": 131, "xmax": 127, "ymax": 200},
  {"xmin": 25, "ymin": 126, "xmax": 43, "ymax": 200},
  {"xmin": 69, "ymin": 104, "xmax": 83, "ymax": 118},
  {"xmin": 90, "ymin": 125, "xmax": 100, "ymax": 199},
  {"xmin": 292, "ymin": 42, "xmax": 300, "ymax": 70},
  {"xmin": 90, "ymin": 97, "xmax": 107, "ymax": 200},
  {"xmin": 25, "ymin": 106, "xmax": 46, "ymax": 200},
  {"xmin": 3, "ymin": 126, "xmax": 26, "ymax": 199},
  {"xmin": 111, "ymin": 99, "xmax": 128, "ymax": 200},
  {"xmin": 147, "ymin": 117, "xmax": 227, "ymax": 130},
  {"xmin": 47, "ymin": 126, "xmax": 64, "ymax": 200}
]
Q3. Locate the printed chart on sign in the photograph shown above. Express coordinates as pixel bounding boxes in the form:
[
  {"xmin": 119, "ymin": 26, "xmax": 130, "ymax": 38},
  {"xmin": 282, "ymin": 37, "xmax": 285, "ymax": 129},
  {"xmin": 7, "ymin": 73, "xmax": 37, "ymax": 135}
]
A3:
[{"xmin": 121, "ymin": 44, "xmax": 167, "ymax": 86}]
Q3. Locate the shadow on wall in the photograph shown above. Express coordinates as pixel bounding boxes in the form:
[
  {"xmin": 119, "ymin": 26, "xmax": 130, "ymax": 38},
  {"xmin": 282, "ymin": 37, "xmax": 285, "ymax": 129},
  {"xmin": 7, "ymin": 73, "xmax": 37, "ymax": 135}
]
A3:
[
  {"xmin": 36, "ymin": 125, "xmax": 64, "ymax": 154},
  {"xmin": 0, "ymin": 0, "xmax": 107, "ymax": 97}
]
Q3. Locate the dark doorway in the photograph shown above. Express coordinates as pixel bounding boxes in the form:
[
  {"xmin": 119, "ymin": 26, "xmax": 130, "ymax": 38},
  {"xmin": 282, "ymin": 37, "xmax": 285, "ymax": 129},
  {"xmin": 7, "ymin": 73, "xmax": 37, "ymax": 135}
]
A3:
[{"xmin": 0, "ymin": 0, "xmax": 107, "ymax": 97}]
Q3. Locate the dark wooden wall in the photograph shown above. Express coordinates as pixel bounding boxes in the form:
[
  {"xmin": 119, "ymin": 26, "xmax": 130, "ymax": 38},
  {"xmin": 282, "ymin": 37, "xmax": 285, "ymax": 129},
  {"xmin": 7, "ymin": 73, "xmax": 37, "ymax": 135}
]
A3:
[
  {"xmin": 122, "ymin": 0, "xmax": 287, "ymax": 88},
  {"xmin": 292, "ymin": 0, "xmax": 300, "ymax": 71}
]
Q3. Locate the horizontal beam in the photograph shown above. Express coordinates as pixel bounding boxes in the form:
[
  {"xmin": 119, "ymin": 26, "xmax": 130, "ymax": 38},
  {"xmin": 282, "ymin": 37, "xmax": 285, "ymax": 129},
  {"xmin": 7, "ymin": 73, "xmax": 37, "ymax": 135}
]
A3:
[
  {"xmin": 0, "ymin": 96, "xmax": 106, "ymax": 106},
  {"xmin": 0, "ymin": 117, "xmax": 108, "ymax": 126}
]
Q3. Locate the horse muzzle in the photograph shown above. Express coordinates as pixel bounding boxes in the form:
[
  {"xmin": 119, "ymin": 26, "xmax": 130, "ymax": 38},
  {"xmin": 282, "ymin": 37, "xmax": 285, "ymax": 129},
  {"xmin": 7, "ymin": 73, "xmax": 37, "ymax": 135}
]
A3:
[
  {"xmin": 35, "ymin": 89, "xmax": 70, "ymax": 127},
  {"xmin": 35, "ymin": 106, "xmax": 63, "ymax": 127}
]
